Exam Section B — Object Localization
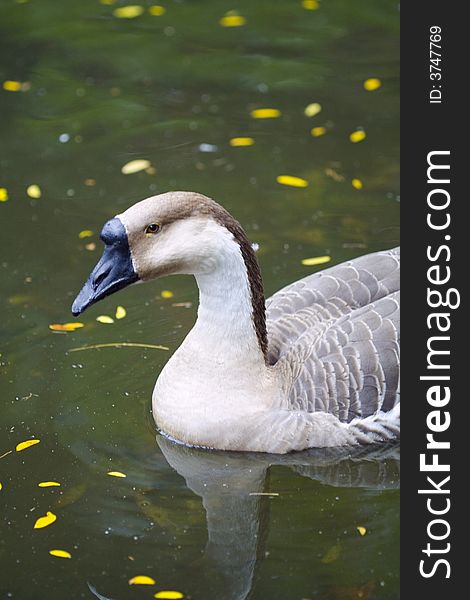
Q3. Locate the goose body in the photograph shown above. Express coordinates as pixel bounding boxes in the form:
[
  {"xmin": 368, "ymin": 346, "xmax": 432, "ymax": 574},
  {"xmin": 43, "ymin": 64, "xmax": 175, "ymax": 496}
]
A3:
[{"xmin": 72, "ymin": 191, "xmax": 400, "ymax": 454}]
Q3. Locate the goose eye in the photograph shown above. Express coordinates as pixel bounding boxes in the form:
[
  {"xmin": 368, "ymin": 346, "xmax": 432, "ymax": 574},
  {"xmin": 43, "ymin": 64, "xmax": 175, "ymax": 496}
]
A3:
[{"xmin": 145, "ymin": 223, "xmax": 161, "ymax": 235}]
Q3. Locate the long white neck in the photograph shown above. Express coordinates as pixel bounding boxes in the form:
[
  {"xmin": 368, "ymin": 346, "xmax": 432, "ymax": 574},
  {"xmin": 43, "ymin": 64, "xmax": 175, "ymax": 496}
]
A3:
[
  {"xmin": 190, "ymin": 244, "xmax": 266, "ymax": 368},
  {"xmin": 153, "ymin": 229, "xmax": 274, "ymax": 442}
]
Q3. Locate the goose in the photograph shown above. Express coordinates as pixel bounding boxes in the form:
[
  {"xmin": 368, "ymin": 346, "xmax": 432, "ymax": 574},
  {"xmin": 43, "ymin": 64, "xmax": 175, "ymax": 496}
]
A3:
[{"xmin": 72, "ymin": 191, "xmax": 400, "ymax": 453}]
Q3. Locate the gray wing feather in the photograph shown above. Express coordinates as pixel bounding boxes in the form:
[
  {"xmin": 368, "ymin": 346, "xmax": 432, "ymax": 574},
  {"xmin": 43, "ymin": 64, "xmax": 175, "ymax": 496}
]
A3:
[{"xmin": 267, "ymin": 248, "xmax": 400, "ymax": 423}]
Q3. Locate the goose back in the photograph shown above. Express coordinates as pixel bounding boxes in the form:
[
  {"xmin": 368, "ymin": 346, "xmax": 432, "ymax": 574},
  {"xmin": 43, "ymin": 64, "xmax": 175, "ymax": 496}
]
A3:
[{"xmin": 266, "ymin": 248, "xmax": 400, "ymax": 423}]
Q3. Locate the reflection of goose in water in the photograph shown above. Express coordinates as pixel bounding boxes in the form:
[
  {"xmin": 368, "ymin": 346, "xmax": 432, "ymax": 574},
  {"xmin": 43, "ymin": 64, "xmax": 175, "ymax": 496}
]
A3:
[{"xmin": 157, "ymin": 436, "xmax": 400, "ymax": 600}]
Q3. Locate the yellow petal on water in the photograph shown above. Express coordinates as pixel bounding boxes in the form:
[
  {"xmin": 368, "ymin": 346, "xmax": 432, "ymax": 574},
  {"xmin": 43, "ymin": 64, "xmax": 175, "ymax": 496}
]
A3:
[
  {"xmin": 149, "ymin": 5, "xmax": 166, "ymax": 16},
  {"xmin": 16, "ymin": 439, "xmax": 41, "ymax": 452},
  {"xmin": 304, "ymin": 102, "xmax": 322, "ymax": 117},
  {"xmin": 301, "ymin": 256, "xmax": 331, "ymax": 267},
  {"xmin": 276, "ymin": 175, "xmax": 309, "ymax": 188},
  {"xmin": 154, "ymin": 592, "xmax": 184, "ymax": 599},
  {"xmin": 357, "ymin": 526, "xmax": 367, "ymax": 536},
  {"xmin": 311, "ymin": 126, "xmax": 326, "ymax": 137},
  {"xmin": 49, "ymin": 549, "xmax": 71, "ymax": 559},
  {"xmin": 230, "ymin": 137, "xmax": 255, "ymax": 147},
  {"xmin": 49, "ymin": 323, "xmax": 85, "ymax": 332},
  {"xmin": 34, "ymin": 511, "xmax": 57, "ymax": 529},
  {"xmin": 85, "ymin": 242, "xmax": 96, "ymax": 251},
  {"xmin": 107, "ymin": 471, "xmax": 127, "ymax": 478},
  {"xmin": 250, "ymin": 108, "xmax": 281, "ymax": 119},
  {"xmin": 352, "ymin": 178, "xmax": 363, "ymax": 190},
  {"xmin": 79, "ymin": 230, "xmax": 93, "ymax": 239},
  {"xmin": 84, "ymin": 178, "xmax": 96, "ymax": 186},
  {"xmin": 3, "ymin": 80, "xmax": 22, "ymax": 92},
  {"xmin": 219, "ymin": 14, "xmax": 246, "ymax": 27},
  {"xmin": 302, "ymin": 0, "xmax": 320, "ymax": 10},
  {"xmin": 26, "ymin": 184, "xmax": 41, "ymax": 199},
  {"xmin": 161, "ymin": 290, "xmax": 174, "ymax": 299},
  {"xmin": 121, "ymin": 159, "xmax": 151, "ymax": 174},
  {"xmin": 349, "ymin": 130, "xmax": 366, "ymax": 143},
  {"xmin": 113, "ymin": 5, "xmax": 144, "ymax": 19},
  {"xmin": 115, "ymin": 305, "xmax": 127, "ymax": 319},
  {"xmin": 129, "ymin": 575, "xmax": 156, "ymax": 585},
  {"xmin": 363, "ymin": 78, "xmax": 382, "ymax": 91},
  {"xmin": 0, "ymin": 482, "xmax": 3, "ymax": 491},
  {"xmin": 38, "ymin": 481, "xmax": 61, "ymax": 487},
  {"xmin": 96, "ymin": 315, "xmax": 114, "ymax": 324},
  {"xmin": 0, "ymin": 188, "xmax": 8, "ymax": 202}
]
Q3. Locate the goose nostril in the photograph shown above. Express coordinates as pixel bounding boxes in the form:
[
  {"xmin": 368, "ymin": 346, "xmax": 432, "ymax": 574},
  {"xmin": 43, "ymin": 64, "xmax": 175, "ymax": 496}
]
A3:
[{"xmin": 93, "ymin": 269, "xmax": 110, "ymax": 290}]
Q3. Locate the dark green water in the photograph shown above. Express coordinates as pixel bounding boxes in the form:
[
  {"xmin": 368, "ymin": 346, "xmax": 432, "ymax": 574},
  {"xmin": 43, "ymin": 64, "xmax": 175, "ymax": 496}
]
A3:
[{"xmin": 0, "ymin": 1, "xmax": 399, "ymax": 598}]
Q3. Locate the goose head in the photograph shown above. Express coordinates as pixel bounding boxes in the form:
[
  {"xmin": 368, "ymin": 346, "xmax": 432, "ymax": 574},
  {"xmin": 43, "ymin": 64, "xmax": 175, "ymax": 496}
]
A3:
[{"xmin": 71, "ymin": 191, "xmax": 265, "ymax": 323}]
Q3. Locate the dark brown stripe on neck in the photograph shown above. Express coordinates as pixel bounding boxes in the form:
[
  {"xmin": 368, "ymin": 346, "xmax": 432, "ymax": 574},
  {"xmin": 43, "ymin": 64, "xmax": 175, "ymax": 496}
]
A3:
[{"xmin": 212, "ymin": 212, "xmax": 268, "ymax": 360}]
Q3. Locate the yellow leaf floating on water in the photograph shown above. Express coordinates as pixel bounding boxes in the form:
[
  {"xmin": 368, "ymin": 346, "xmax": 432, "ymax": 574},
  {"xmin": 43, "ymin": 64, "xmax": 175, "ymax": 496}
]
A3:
[
  {"xmin": 129, "ymin": 575, "xmax": 156, "ymax": 585},
  {"xmin": 79, "ymin": 230, "xmax": 93, "ymax": 239},
  {"xmin": 49, "ymin": 323, "xmax": 84, "ymax": 332},
  {"xmin": 34, "ymin": 511, "xmax": 57, "ymax": 529},
  {"xmin": 16, "ymin": 439, "xmax": 41, "ymax": 452},
  {"xmin": 38, "ymin": 481, "xmax": 61, "ymax": 487},
  {"xmin": 363, "ymin": 78, "xmax": 382, "ymax": 91},
  {"xmin": 219, "ymin": 14, "xmax": 246, "ymax": 27},
  {"xmin": 115, "ymin": 305, "xmax": 127, "ymax": 319},
  {"xmin": 154, "ymin": 592, "xmax": 184, "ymax": 599},
  {"xmin": 0, "ymin": 188, "xmax": 8, "ymax": 202},
  {"xmin": 3, "ymin": 80, "xmax": 22, "ymax": 92},
  {"xmin": 149, "ymin": 5, "xmax": 166, "ymax": 16},
  {"xmin": 349, "ymin": 130, "xmax": 366, "ymax": 143},
  {"xmin": 311, "ymin": 126, "xmax": 326, "ymax": 137},
  {"xmin": 301, "ymin": 256, "xmax": 331, "ymax": 267},
  {"xmin": 230, "ymin": 137, "xmax": 255, "ymax": 147},
  {"xmin": 304, "ymin": 102, "xmax": 322, "ymax": 117},
  {"xmin": 113, "ymin": 5, "xmax": 144, "ymax": 19},
  {"xmin": 161, "ymin": 290, "xmax": 174, "ymax": 299},
  {"xmin": 96, "ymin": 315, "xmax": 114, "ymax": 324},
  {"xmin": 121, "ymin": 159, "xmax": 151, "ymax": 174},
  {"xmin": 107, "ymin": 471, "xmax": 126, "ymax": 478},
  {"xmin": 352, "ymin": 178, "xmax": 363, "ymax": 190},
  {"xmin": 26, "ymin": 184, "xmax": 41, "ymax": 199},
  {"xmin": 85, "ymin": 242, "xmax": 96, "ymax": 251},
  {"xmin": 357, "ymin": 526, "xmax": 367, "ymax": 536},
  {"xmin": 276, "ymin": 175, "xmax": 309, "ymax": 188},
  {"xmin": 0, "ymin": 482, "xmax": 3, "ymax": 491},
  {"xmin": 49, "ymin": 549, "xmax": 71, "ymax": 559},
  {"xmin": 250, "ymin": 108, "xmax": 281, "ymax": 119},
  {"xmin": 302, "ymin": 0, "xmax": 320, "ymax": 10}
]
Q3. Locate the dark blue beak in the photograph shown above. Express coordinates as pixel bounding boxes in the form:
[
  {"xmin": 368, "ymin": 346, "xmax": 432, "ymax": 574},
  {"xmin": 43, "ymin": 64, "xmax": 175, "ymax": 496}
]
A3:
[{"xmin": 71, "ymin": 217, "xmax": 138, "ymax": 316}]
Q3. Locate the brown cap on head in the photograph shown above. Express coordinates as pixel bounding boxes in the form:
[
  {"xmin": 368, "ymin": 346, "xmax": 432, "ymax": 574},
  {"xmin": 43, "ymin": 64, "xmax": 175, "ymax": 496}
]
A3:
[{"xmin": 118, "ymin": 191, "xmax": 240, "ymax": 243}]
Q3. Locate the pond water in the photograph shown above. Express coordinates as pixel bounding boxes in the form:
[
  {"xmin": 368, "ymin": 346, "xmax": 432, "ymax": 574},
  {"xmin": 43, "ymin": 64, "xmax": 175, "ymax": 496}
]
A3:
[{"xmin": 0, "ymin": 1, "xmax": 399, "ymax": 598}]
